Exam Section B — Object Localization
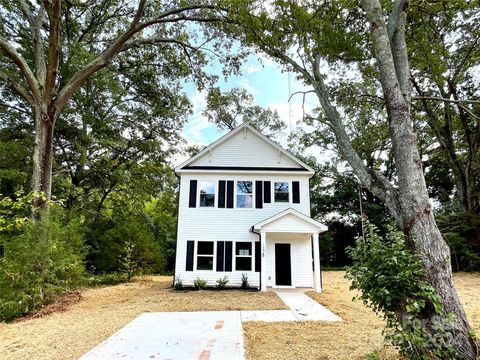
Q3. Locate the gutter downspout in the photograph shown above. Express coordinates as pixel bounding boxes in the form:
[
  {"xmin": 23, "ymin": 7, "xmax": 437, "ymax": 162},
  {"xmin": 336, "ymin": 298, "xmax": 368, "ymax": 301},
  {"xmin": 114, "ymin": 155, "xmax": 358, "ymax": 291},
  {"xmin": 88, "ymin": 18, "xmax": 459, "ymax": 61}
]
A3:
[{"xmin": 250, "ymin": 226, "xmax": 262, "ymax": 291}]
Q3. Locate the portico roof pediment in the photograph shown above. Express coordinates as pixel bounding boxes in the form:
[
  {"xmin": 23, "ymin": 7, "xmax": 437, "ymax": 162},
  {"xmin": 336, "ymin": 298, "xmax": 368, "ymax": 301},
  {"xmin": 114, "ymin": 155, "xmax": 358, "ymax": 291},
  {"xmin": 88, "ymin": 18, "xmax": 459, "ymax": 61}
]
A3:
[{"xmin": 253, "ymin": 208, "xmax": 328, "ymax": 234}]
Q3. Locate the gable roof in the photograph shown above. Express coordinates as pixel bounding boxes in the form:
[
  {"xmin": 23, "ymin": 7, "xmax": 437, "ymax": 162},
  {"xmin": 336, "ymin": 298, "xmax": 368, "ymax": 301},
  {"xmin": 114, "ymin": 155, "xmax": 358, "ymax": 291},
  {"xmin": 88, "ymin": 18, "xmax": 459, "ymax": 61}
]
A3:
[
  {"xmin": 253, "ymin": 208, "xmax": 328, "ymax": 233},
  {"xmin": 175, "ymin": 123, "xmax": 314, "ymax": 174}
]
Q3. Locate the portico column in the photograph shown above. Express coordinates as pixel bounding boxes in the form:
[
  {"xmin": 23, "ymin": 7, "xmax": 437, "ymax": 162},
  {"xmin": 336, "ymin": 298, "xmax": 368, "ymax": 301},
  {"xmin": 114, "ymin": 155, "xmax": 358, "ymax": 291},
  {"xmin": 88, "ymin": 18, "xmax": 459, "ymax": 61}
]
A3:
[
  {"xmin": 312, "ymin": 233, "xmax": 322, "ymax": 293},
  {"xmin": 260, "ymin": 231, "xmax": 267, "ymax": 291}
]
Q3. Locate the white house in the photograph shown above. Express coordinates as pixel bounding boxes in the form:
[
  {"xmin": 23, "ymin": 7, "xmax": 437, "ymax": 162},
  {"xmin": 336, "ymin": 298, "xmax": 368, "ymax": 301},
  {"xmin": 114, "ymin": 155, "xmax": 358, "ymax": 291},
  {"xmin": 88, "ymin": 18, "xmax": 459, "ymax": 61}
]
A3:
[{"xmin": 174, "ymin": 123, "xmax": 327, "ymax": 292}]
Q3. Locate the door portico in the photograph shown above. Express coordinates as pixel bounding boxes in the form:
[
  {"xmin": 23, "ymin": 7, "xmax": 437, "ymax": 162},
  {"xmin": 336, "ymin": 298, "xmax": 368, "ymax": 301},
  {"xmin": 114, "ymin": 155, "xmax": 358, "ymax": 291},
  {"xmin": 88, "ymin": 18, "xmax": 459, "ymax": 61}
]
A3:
[{"xmin": 252, "ymin": 208, "xmax": 328, "ymax": 293}]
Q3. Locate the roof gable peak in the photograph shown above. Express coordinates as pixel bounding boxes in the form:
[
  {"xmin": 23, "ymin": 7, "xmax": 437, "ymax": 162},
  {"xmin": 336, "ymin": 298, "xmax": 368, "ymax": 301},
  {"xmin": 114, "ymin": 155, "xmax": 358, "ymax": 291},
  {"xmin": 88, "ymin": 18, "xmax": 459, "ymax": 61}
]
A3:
[{"xmin": 175, "ymin": 122, "xmax": 314, "ymax": 173}]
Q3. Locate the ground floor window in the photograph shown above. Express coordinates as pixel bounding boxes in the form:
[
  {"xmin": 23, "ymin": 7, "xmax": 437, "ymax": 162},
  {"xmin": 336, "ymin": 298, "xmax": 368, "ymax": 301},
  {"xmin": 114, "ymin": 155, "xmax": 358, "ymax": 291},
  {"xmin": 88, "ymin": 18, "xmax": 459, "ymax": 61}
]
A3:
[
  {"xmin": 197, "ymin": 241, "xmax": 214, "ymax": 270},
  {"xmin": 235, "ymin": 242, "xmax": 252, "ymax": 271}
]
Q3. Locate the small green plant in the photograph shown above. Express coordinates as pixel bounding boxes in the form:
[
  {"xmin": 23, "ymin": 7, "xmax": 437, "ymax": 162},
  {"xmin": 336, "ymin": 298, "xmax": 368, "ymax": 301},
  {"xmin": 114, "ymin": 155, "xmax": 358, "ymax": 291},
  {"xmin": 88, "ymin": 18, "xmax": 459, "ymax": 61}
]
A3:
[
  {"xmin": 120, "ymin": 241, "xmax": 137, "ymax": 281},
  {"xmin": 194, "ymin": 277, "xmax": 207, "ymax": 290},
  {"xmin": 241, "ymin": 273, "xmax": 249, "ymax": 290},
  {"xmin": 216, "ymin": 275, "xmax": 229, "ymax": 289},
  {"xmin": 363, "ymin": 352, "xmax": 380, "ymax": 360},
  {"xmin": 174, "ymin": 275, "xmax": 183, "ymax": 290}
]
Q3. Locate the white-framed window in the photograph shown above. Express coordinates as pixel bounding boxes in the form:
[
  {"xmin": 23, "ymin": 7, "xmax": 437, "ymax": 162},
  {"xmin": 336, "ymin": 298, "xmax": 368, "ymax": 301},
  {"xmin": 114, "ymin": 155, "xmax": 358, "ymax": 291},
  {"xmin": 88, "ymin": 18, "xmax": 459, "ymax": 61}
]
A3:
[
  {"xmin": 196, "ymin": 241, "xmax": 214, "ymax": 270},
  {"xmin": 274, "ymin": 181, "xmax": 289, "ymax": 202},
  {"xmin": 236, "ymin": 181, "xmax": 253, "ymax": 208},
  {"xmin": 199, "ymin": 181, "xmax": 215, "ymax": 207},
  {"xmin": 235, "ymin": 242, "xmax": 252, "ymax": 271}
]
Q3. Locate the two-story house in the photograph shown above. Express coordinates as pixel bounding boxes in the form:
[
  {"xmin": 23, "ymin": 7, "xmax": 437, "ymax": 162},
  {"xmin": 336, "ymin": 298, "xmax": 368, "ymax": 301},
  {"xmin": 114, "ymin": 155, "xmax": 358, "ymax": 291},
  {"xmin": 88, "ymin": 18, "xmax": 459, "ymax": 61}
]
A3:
[{"xmin": 174, "ymin": 123, "xmax": 327, "ymax": 292}]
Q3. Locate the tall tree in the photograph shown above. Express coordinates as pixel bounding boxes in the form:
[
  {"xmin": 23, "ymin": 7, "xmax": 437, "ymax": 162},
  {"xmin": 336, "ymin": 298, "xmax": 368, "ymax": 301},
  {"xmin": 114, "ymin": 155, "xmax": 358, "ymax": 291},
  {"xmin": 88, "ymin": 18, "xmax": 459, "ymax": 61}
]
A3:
[
  {"xmin": 204, "ymin": 86, "xmax": 285, "ymax": 136},
  {"xmin": 225, "ymin": 0, "xmax": 477, "ymax": 357},
  {"xmin": 0, "ymin": 0, "xmax": 234, "ymax": 208},
  {"xmin": 408, "ymin": 2, "xmax": 480, "ymax": 246}
]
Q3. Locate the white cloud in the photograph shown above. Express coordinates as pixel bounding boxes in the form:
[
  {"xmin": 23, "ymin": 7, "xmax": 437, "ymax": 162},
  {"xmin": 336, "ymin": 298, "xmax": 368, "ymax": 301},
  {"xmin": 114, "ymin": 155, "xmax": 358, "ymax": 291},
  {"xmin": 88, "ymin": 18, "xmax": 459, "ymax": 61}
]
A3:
[
  {"xmin": 246, "ymin": 64, "xmax": 262, "ymax": 74},
  {"xmin": 183, "ymin": 90, "xmax": 210, "ymax": 144},
  {"xmin": 240, "ymin": 78, "xmax": 259, "ymax": 95}
]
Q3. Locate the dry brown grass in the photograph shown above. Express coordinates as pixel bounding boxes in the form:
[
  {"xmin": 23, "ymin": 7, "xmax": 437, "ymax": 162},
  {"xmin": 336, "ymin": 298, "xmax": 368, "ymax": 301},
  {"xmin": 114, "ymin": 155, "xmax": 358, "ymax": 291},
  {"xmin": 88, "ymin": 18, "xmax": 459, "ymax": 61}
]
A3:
[
  {"xmin": 243, "ymin": 271, "xmax": 480, "ymax": 360},
  {"xmin": 1, "ymin": 272, "xmax": 479, "ymax": 360},
  {"xmin": 0, "ymin": 276, "xmax": 286, "ymax": 360}
]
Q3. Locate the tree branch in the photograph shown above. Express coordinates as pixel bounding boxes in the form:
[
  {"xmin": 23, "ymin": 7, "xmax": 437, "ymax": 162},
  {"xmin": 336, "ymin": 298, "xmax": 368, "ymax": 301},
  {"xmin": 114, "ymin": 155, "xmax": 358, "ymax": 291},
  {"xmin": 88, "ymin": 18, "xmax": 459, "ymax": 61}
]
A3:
[
  {"xmin": 0, "ymin": 36, "xmax": 40, "ymax": 102},
  {"xmin": 43, "ymin": 0, "xmax": 61, "ymax": 106},
  {"xmin": 54, "ymin": 0, "xmax": 147, "ymax": 115},
  {"xmin": 54, "ymin": 2, "xmax": 223, "ymax": 117},
  {"xmin": 412, "ymin": 96, "xmax": 480, "ymax": 104},
  {"xmin": 387, "ymin": 0, "xmax": 411, "ymax": 103},
  {"xmin": 0, "ymin": 69, "xmax": 34, "ymax": 105},
  {"xmin": 122, "ymin": 37, "xmax": 199, "ymax": 52}
]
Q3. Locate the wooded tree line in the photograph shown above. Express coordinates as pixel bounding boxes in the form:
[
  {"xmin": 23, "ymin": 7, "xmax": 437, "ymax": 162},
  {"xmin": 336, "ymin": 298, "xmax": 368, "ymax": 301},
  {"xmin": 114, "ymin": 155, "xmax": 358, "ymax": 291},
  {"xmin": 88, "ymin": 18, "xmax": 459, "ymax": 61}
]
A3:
[{"xmin": 0, "ymin": 0, "xmax": 479, "ymax": 358}]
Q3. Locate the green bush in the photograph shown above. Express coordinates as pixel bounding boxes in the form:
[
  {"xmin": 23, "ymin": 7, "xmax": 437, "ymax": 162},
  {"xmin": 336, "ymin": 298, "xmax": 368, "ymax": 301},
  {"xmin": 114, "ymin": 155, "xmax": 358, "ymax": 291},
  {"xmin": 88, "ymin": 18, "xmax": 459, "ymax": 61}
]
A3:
[
  {"xmin": 87, "ymin": 272, "xmax": 129, "ymax": 286},
  {"xmin": 216, "ymin": 275, "xmax": 229, "ymax": 289},
  {"xmin": 87, "ymin": 216, "xmax": 165, "ymax": 276},
  {"xmin": 194, "ymin": 277, "xmax": 207, "ymax": 290},
  {"xmin": 174, "ymin": 275, "xmax": 183, "ymax": 290},
  {"xmin": 346, "ymin": 223, "xmax": 456, "ymax": 359},
  {"xmin": 435, "ymin": 203, "xmax": 480, "ymax": 272},
  {"xmin": 0, "ymin": 206, "xmax": 86, "ymax": 321}
]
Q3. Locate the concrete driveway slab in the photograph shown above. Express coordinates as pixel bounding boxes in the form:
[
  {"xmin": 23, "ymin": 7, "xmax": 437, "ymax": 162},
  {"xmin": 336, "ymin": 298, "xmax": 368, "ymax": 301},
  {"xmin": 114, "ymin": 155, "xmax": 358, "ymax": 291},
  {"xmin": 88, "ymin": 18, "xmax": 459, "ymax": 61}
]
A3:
[{"xmin": 79, "ymin": 311, "xmax": 244, "ymax": 360}]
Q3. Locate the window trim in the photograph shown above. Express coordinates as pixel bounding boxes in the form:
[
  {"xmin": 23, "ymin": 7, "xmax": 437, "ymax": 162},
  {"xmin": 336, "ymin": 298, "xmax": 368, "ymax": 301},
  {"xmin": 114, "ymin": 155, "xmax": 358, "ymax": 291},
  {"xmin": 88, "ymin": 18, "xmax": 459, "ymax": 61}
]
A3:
[
  {"xmin": 195, "ymin": 240, "xmax": 215, "ymax": 271},
  {"xmin": 273, "ymin": 181, "xmax": 291, "ymax": 203},
  {"xmin": 197, "ymin": 180, "xmax": 218, "ymax": 209},
  {"xmin": 234, "ymin": 241, "xmax": 253, "ymax": 271},
  {"xmin": 235, "ymin": 180, "xmax": 255, "ymax": 209}
]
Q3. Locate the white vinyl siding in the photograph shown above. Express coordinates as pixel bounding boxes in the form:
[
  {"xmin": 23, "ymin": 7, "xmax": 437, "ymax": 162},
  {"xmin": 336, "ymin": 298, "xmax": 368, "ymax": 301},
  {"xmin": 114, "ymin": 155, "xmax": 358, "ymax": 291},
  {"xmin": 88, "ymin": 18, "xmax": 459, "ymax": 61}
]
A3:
[
  {"xmin": 188, "ymin": 127, "xmax": 303, "ymax": 169},
  {"xmin": 175, "ymin": 172, "xmax": 311, "ymax": 287},
  {"xmin": 266, "ymin": 233, "xmax": 313, "ymax": 288}
]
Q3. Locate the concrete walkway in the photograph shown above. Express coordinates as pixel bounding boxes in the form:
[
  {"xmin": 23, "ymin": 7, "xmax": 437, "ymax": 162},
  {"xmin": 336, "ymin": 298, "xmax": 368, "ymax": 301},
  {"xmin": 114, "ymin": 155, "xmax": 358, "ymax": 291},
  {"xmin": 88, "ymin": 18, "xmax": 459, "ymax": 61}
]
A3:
[
  {"xmin": 80, "ymin": 292, "xmax": 341, "ymax": 360},
  {"xmin": 275, "ymin": 291, "xmax": 342, "ymax": 321}
]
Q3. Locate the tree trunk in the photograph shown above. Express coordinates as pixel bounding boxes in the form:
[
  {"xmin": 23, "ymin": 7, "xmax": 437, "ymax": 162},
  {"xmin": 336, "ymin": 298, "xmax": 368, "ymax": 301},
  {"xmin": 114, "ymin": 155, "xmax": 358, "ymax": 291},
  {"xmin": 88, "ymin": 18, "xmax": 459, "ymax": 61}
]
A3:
[
  {"xmin": 361, "ymin": 0, "xmax": 478, "ymax": 357},
  {"xmin": 31, "ymin": 107, "xmax": 55, "ymax": 209},
  {"xmin": 388, "ymin": 105, "xmax": 478, "ymax": 358}
]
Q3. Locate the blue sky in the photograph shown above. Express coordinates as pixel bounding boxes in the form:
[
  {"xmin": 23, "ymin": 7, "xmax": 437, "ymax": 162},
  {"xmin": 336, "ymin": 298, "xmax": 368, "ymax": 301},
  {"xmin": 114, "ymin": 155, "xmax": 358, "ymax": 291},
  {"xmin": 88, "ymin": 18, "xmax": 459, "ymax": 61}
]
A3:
[{"xmin": 181, "ymin": 53, "xmax": 318, "ymax": 147}]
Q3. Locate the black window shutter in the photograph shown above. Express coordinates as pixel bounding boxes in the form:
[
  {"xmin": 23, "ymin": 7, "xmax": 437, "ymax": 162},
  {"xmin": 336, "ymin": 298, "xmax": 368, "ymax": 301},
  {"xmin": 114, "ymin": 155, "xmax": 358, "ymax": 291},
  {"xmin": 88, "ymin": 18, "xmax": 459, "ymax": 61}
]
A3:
[
  {"xmin": 218, "ymin": 180, "xmax": 226, "ymax": 208},
  {"xmin": 255, "ymin": 241, "xmax": 261, "ymax": 272},
  {"xmin": 186, "ymin": 241, "xmax": 195, "ymax": 271},
  {"xmin": 255, "ymin": 180, "xmax": 263, "ymax": 208},
  {"xmin": 216, "ymin": 241, "xmax": 225, "ymax": 271},
  {"xmin": 225, "ymin": 241, "xmax": 233, "ymax": 271},
  {"xmin": 189, "ymin": 180, "xmax": 197, "ymax": 208},
  {"xmin": 226, "ymin": 181, "xmax": 234, "ymax": 208},
  {"xmin": 292, "ymin": 181, "xmax": 300, "ymax": 203},
  {"xmin": 263, "ymin": 181, "xmax": 271, "ymax": 203}
]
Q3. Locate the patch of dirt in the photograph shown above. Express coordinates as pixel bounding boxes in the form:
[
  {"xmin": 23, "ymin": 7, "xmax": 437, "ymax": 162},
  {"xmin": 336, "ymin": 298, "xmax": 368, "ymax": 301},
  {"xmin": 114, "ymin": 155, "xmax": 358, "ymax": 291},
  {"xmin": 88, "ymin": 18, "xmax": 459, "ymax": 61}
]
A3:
[{"xmin": 14, "ymin": 291, "xmax": 82, "ymax": 322}]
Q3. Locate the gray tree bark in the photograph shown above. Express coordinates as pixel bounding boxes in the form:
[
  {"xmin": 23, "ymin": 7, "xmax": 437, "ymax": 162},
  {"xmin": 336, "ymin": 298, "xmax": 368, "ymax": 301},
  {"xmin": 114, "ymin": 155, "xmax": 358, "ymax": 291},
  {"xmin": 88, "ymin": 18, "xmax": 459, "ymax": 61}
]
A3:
[{"xmin": 361, "ymin": 0, "xmax": 477, "ymax": 357}]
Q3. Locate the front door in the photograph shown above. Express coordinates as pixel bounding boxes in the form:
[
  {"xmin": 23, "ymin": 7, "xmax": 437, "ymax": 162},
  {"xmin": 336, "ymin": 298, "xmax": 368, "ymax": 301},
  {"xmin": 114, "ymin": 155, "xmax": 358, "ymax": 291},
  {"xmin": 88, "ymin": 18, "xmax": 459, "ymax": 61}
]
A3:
[{"xmin": 275, "ymin": 243, "xmax": 292, "ymax": 286}]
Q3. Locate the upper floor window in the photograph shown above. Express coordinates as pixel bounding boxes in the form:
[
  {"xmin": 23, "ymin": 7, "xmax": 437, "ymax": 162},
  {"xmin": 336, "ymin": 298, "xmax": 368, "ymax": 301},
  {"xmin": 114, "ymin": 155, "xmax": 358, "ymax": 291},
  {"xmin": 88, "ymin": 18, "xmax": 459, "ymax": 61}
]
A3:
[
  {"xmin": 274, "ymin": 182, "xmax": 289, "ymax": 202},
  {"xmin": 236, "ymin": 181, "xmax": 253, "ymax": 208},
  {"xmin": 199, "ymin": 181, "xmax": 215, "ymax": 207}
]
